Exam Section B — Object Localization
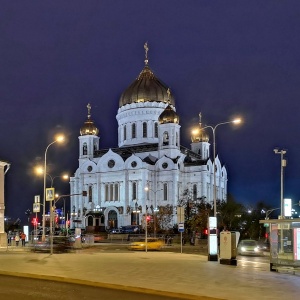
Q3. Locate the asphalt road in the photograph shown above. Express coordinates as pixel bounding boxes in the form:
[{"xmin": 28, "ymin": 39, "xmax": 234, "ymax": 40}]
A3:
[{"xmin": 0, "ymin": 275, "xmax": 186, "ymax": 300}]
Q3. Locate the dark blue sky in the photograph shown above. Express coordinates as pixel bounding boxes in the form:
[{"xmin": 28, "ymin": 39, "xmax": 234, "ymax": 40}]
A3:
[{"xmin": 1, "ymin": 1, "xmax": 300, "ymax": 222}]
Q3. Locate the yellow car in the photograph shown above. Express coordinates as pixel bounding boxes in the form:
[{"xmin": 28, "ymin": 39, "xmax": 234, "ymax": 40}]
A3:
[{"xmin": 128, "ymin": 238, "xmax": 164, "ymax": 251}]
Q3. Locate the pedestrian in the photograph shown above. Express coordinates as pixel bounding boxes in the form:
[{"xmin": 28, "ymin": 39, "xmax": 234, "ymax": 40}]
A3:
[
  {"xmin": 190, "ymin": 236, "xmax": 195, "ymax": 246},
  {"xmin": 15, "ymin": 234, "xmax": 20, "ymax": 246},
  {"xmin": 7, "ymin": 231, "xmax": 12, "ymax": 246},
  {"xmin": 21, "ymin": 232, "xmax": 26, "ymax": 247}
]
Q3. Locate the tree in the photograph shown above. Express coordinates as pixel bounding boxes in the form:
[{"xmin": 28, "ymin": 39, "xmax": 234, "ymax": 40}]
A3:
[
  {"xmin": 217, "ymin": 194, "xmax": 244, "ymax": 231},
  {"xmin": 155, "ymin": 204, "xmax": 174, "ymax": 233},
  {"xmin": 240, "ymin": 201, "xmax": 271, "ymax": 240},
  {"xmin": 178, "ymin": 189, "xmax": 212, "ymax": 235}
]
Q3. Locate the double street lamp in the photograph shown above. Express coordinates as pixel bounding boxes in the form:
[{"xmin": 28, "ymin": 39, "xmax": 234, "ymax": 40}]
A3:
[
  {"xmin": 202, "ymin": 119, "xmax": 241, "ymax": 217},
  {"xmin": 144, "ymin": 186, "xmax": 162, "ymax": 238},
  {"xmin": 40, "ymin": 135, "xmax": 65, "ymax": 241},
  {"xmin": 193, "ymin": 116, "xmax": 241, "ymax": 261}
]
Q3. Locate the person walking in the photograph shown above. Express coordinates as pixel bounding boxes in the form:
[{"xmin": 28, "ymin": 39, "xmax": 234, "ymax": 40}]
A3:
[
  {"xmin": 20, "ymin": 232, "xmax": 26, "ymax": 247},
  {"xmin": 15, "ymin": 234, "xmax": 20, "ymax": 246}
]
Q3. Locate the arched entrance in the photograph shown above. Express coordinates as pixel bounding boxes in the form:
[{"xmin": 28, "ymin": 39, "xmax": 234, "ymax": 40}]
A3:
[
  {"xmin": 108, "ymin": 210, "xmax": 118, "ymax": 229},
  {"xmin": 87, "ymin": 215, "xmax": 93, "ymax": 226},
  {"xmin": 85, "ymin": 213, "xmax": 105, "ymax": 232}
]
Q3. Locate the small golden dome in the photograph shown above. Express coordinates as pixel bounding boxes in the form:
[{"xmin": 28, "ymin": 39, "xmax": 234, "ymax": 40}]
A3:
[
  {"xmin": 158, "ymin": 104, "xmax": 179, "ymax": 124},
  {"xmin": 80, "ymin": 103, "xmax": 99, "ymax": 136},
  {"xmin": 191, "ymin": 128, "xmax": 209, "ymax": 143}
]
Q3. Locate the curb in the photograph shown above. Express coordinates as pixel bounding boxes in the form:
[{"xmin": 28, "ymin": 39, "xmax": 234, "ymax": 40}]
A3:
[{"xmin": 0, "ymin": 270, "xmax": 225, "ymax": 300}]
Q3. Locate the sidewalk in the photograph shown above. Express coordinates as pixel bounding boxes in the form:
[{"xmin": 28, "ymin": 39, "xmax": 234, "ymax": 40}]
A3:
[{"xmin": 0, "ymin": 246, "xmax": 299, "ymax": 300}]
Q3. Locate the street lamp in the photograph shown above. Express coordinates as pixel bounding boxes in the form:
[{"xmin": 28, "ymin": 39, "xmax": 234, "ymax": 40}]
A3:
[
  {"xmin": 273, "ymin": 149, "xmax": 287, "ymax": 220},
  {"xmin": 199, "ymin": 117, "xmax": 241, "ymax": 261},
  {"xmin": 41, "ymin": 135, "xmax": 65, "ymax": 241},
  {"xmin": 274, "ymin": 148, "xmax": 287, "ymax": 254},
  {"xmin": 35, "ymin": 167, "xmax": 69, "ymax": 188},
  {"xmin": 201, "ymin": 118, "xmax": 241, "ymax": 217},
  {"xmin": 144, "ymin": 186, "xmax": 162, "ymax": 238}
]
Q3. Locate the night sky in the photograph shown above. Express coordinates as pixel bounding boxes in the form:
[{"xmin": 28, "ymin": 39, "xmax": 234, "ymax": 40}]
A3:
[{"xmin": 1, "ymin": 1, "xmax": 300, "ymax": 223}]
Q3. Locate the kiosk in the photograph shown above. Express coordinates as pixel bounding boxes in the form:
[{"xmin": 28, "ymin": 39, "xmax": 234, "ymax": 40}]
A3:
[{"xmin": 260, "ymin": 218, "xmax": 300, "ymax": 274}]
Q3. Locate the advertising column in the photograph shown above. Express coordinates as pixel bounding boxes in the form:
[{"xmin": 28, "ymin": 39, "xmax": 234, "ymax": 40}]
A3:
[{"xmin": 208, "ymin": 216, "xmax": 218, "ymax": 261}]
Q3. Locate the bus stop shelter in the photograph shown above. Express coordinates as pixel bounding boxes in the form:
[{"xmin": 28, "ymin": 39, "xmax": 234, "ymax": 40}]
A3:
[{"xmin": 260, "ymin": 218, "xmax": 300, "ymax": 274}]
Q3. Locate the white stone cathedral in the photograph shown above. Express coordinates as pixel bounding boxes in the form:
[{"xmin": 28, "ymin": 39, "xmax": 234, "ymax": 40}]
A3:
[{"xmin": 70, "ymin": 45, "xmax": 227, "ymax": 231}]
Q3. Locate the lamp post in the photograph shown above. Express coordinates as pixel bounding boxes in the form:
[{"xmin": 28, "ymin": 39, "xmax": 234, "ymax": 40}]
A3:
[
  {"xmin": 145, "ymin": 205, "xmax": 148, "ymax": 253},
  {"xmin": 274, "ymin": 148, "xmax": 287, "ymax": 254},
  {"xmin": 145, "ymin": 186, "xmax": 162, "ymax": 238},
  {"xmin": 201, "ymin": 117, "xmax": 241, "ymax": 261},
  {"xmin": 132, "ymin": 201, "xmax": 140, "ymax": 226},
  {"xmin": 273, "ymin": 149, "xmax": 286, "ymax": 220},
  {"xmin": 202, "ymin": 118, "xmax": 241, "ymax": 217},
  {"xmin": 41, "ymin": 135, "xmax": 65, "ymax": 242}
]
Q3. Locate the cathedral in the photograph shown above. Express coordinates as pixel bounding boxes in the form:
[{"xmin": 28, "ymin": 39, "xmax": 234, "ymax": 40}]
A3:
[{"xmin": 70, "ymin": 44, "xmax": 228, "ymax": 231}]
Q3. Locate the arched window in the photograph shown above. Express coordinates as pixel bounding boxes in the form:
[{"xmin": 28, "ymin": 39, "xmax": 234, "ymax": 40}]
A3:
[
  {"xmin": 154, "ymin": 122, "xmax": 158, "ymax": 138},
  {"xmin": 132, "ymin": 123, "xmax": 136, "ymax": 138},
  {"xmin": 124, "ymin": 125, "xmax": 126, "ymax": 141},
  {"xmin": 176, "ymin": 132, "xmax": 179, "ymax": 146},
  {"xmin": 163, "ymin": 183, "xmax": 168, "ymax": 201},
  {"xmin": 89, "ymin": 186, "xmax": 93, "ymax": 202},
  {"xmin": 110, "ymin": 184, "xmax": 113, "ymax": 201},
  {"xmin": 83, "ymin": 143, "xmax": 87, "ymax": 155},
  {"xmin": 163, "ymin": 131, "xmax": 169, "ymax": 146},
  {"xmin": 193, "ymin": 184, "xmax": 197, "ymax": 201},
  {"xmin": 105, "ymin": 184, "xmax": 109, "ymax": 201},
  {"xmin": 143, "ymin": 122, "xmax": 147, "ymax": 138},
  {"xmin": 114, "ymin": 183, "xmax": 119, "ymax": 201},
  {"xmin": 132, "ymin": 182, "xmax": 137, "ymax": 200}
]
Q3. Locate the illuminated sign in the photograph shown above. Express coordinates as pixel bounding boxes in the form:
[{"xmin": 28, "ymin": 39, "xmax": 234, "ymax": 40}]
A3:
[
  {"xmin": 208, "ymin": 217, "xmax": 217, "ymax": 255},
  {"xmin": 284, "ymin": 198, "xmax": 292, "ymax": 217}
]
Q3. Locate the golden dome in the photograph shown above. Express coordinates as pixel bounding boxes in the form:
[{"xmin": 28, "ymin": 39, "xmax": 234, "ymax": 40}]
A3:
[
  {"xmin": 191, "ymin": 128, "xmax": 209, "ymax": 143},
  {"xmin": 158, "ymin": 104, "xmax": 179, "ymax": 124},
  {"xmin": 191, "ymin": 112, "xmax": 209, "ymax": 142},
  {"xmin": 119, "ymin": 43, "xmax": 175, "ymax": 108},
  {"xmin": 80, "ymin": 103, "xmax": 99, "ymax": 136}
]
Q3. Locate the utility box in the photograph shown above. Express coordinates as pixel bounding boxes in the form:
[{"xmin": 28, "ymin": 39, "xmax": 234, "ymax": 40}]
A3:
[{"xmin": 220, "ymin": 231, "xmax": 237, "ymax": 266}]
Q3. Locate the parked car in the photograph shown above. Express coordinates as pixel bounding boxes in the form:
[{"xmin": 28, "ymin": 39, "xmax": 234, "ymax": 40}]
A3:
[
  {"xmin": 120, "ymin": 225, "xmax": 140, "ymax": 233},
  {"xmin": 109, "ymin": 229, "xmax": 123, "ymax": 234},
  {"xmin": 128, "ymin": 238, "xmax": 164, "ymax": 251},
  {"xmin": 237, "ymin": 239, "xmax": 263, "ymax": 256}
]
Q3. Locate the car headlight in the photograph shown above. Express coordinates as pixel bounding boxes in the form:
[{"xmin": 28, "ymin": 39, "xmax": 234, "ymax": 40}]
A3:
[
  {"xmin": 254, "ymin": 247, "xmax": 259, "ymax": 252},
  {"xmin": 241, "ymin": 247, "xmax": 246, "ymax": 252}
]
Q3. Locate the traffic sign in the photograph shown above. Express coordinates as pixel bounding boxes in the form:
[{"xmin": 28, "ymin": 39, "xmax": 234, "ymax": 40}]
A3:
[
  {"xmin": 178, "ymin": 222, "xmax": 184, "ymax": 232},
  {"xmin": 46, "ymin": 188, "xmax": 55, "ymax": 201},
  {"xmin": 177, "ymin": 206, "xmax": 184, "ymax": 223},
  {"xmin": 33, "ymin": 203, "xmax": 40, "ymax": 213}
]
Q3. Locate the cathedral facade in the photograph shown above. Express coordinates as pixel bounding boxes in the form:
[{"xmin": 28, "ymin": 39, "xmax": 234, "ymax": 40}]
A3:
[{"xmin": 70, "ymin": 47, "xmax": 228, "ymax": 231}]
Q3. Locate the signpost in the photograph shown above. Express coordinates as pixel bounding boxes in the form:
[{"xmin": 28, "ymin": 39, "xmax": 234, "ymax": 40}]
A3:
[
  {"xmin": 33, "ymin": 195, "xmax": 40, "ymax": 242},
  {"xmin": 178, "ymin": 222, "xmax": 184, "ymax": 254},
  {"xmin": 177, "ymin": 207, "xmax": 185, "ymax": 253}
]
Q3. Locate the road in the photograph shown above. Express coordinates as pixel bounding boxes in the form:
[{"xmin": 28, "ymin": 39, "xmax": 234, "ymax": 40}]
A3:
[{"xmin": 0, "ymin": 275, "xmax": 185, "ymax": 300}]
